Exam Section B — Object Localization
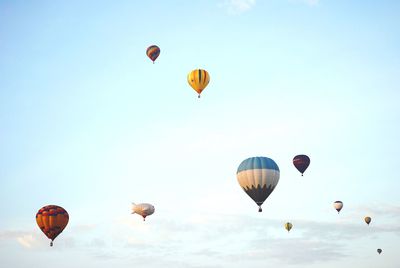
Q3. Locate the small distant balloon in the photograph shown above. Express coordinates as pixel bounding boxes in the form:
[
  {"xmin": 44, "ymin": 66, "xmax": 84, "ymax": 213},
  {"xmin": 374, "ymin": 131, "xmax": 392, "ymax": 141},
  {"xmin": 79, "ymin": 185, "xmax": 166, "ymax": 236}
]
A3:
[
  {"xmin": 131, "ymin": 203, "xmax": 155, "ymax": 221},
  {"xmin": 187, "ymin": 69, "xmax": 210, "ymax": 98},
  {"xmin": 236, "ymin": 156, "xmax": 280, "ymax": 212},
  {"xmin": 333, "ymin": 201, "xmax": 343, "ymax": 213},
  {"xmin": 36, "ymin": 205, "xmax": 69, "ymax": 246},
  {"xmin": 377, "ymin": 248, "xmax": 382, "ymax": 254},
  {"xmin": 146, "ymin": 45, "xmax": 160, "ymax": 63},
  {"xmin": 284, "ymin": 222, "xmax": 293, "ymax": 232},
  {"xmin": 293, "ymin": 155, "xmax": 310, "ymax": 176},
  {"xmin": 365, "ymin": 216, "xmax": 371, "ymax": 226}
]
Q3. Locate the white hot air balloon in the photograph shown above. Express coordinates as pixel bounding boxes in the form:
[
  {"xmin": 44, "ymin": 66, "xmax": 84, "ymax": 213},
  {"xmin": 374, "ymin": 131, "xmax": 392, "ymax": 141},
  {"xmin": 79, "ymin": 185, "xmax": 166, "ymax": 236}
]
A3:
[{"xmin": 131, "ymin": 203, "xmax": 155, "ymax": 221}]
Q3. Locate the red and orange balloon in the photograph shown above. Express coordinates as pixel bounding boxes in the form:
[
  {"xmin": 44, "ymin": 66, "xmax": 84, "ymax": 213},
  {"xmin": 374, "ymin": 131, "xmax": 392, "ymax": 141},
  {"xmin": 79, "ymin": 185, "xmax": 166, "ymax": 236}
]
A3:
[{"xmin": 36, "ymin": 205, "xmax": 69, "ymax": 246}]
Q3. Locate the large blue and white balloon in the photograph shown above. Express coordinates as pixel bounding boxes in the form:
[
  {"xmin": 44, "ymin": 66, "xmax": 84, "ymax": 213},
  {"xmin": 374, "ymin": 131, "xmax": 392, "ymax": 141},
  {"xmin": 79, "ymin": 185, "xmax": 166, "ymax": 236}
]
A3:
[{"xmin": 237, "ymin": 157, "xmax": 280, "ymax": 212}]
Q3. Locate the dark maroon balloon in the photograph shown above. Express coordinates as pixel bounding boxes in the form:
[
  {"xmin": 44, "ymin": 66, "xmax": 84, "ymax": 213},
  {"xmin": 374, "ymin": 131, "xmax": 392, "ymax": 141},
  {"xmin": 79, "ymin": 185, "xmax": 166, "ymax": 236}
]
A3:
[{"xmin": 293, "ymin": 155, "xmax": 310, "ymax": 176}]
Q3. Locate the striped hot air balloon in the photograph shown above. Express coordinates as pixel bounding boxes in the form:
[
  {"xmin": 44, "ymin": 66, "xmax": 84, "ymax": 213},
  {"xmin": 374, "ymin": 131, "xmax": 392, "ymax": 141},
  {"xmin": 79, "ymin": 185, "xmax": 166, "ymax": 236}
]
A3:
[
  {"xmin": 236, "ymin": 157, "xmax": 280, "ymax": 212},
  {"xmin": 187, "ymin": 69, "xmax": 210, "ymax": 98},
  {"xmin": 146, "ymin": 45, "xmax": 160, "ymax": 63},
  {"xmin": 36, "ymin": 205, "xmax": 69, "ymax": 246}
]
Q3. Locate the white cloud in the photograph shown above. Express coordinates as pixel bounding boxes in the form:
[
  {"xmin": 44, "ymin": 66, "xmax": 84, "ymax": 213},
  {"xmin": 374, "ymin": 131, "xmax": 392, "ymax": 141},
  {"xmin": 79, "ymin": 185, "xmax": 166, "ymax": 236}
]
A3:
[
  {"xmin": 16, "ymin": 235, "xmax": 35, "ymax": 248},
  {"xmin": 243, "ymin": 238, "xmax": 348, "ymax": 265},
  {"xmin": 0, "ymin": 230, "xmax": 46, "ymax": 249},
  {"xmin": 220, "ymin": 0, "xmax": 256, "ymax": 14}
]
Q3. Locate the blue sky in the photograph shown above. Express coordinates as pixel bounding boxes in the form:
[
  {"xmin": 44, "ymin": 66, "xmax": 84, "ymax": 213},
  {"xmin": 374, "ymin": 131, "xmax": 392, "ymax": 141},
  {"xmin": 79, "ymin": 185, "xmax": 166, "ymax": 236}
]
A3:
[{"xmin": 1, "ymin": 0, "xmax": 399, "ymax": 267}]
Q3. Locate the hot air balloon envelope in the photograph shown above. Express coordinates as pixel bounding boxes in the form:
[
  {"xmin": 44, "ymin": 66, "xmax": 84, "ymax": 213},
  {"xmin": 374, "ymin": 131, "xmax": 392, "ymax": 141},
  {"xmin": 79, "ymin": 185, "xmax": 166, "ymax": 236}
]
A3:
[
  {"xmin": 187, "ymin": 69, "xmax": 210, "ymax": 98},
  {"xmin": 333, "ymin": 201, "xmax": 343, "ymax": 213},
  {"xmin": 36, "ymin": 205, "xmax": 69, "ymax": 246},
  {"xmin": 293, "ymin": 155, "xmax": 310, "ymax": 176},
  {"xmin": 285, "ymin": 222, "xmax": 293, "ymax": 232},
  {"xmin": 146, "ymin": 45, "xmax": 160, "ymax": 63},
  {"xmin": 237, "ymin": 156, "xmax": 280, "ymax": 212}
]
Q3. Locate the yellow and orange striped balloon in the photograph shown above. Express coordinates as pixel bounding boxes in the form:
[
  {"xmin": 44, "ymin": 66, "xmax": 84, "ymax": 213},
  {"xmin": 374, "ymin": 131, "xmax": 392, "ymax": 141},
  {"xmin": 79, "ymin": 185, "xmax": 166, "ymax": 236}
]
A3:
[
  {"xmin": 36, "ymin": 205, "xmax": 69, "ymax": 246},
  {"xmin": 187, "ymin": 69, "xmax": 210, "ymax": 98}
]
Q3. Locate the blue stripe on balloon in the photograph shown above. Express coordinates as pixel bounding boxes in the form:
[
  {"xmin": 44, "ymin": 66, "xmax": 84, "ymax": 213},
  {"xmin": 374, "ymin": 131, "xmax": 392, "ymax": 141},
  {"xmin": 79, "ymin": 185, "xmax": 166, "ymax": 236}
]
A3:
[{"xmin": 237, "ymin": 157, "xmax": 279, "ymax": 173}]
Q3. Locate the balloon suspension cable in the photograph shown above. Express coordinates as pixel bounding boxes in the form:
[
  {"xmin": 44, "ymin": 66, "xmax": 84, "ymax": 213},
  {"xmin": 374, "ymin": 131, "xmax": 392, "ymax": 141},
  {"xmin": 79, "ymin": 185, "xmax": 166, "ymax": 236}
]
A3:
[
  {"xmin": 153, "ymin": 61, "xmax": 155, "ymax": 64},
  {"xmin": 258, "ymin": 206, "xmax": 262, "ymax": 213},
  {"xmin": 50, "ymin": 241, "xmax": 53, "ymax": 247}
]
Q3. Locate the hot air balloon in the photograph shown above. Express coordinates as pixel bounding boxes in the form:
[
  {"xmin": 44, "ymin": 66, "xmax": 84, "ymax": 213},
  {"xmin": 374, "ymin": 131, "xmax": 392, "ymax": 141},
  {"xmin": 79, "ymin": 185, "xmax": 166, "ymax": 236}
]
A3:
[
  {"xmin": 131, "ymin": 203, "xmax": 155, "ymax": 221},
  {"xmin": 293, "ymin": 155, "xmax": 310, "ymax": 176},
  {"xmin": 285, "ymin": 222, "xmax": 293, "ymax": 232},
  {"xmin": 365, "ymin": 216, "xmax": 371, "ymax": 226},
  {"xmin": 333, "ymin": 201, "xmax": 343, "ymax": 213},
  {"xmin": 146, "ymin": 45, "xmax": 160, "ymax": 63},
  {"xmin": 187, "ymin": 69, "xmax": 210, "ymax": 98},
  {"xmin": 236, "ymin": 156, "xmax": 280, "ymax": 212},
  {"xmin": 377, "ymin": 248, "xmax": 382, "ymax": 254},
  {"xmin": 36, "ymin": 205, "xmax": 69, "ymax": 246}
]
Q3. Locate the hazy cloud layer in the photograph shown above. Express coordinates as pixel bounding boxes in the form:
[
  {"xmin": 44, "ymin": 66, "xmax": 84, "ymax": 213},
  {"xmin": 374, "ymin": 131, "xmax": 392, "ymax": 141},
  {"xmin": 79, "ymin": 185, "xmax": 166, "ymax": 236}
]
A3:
[
  {"xmin": 1, "ymin": 205, "xmax": 399, "ymax": 266},
  {"xmin": 107, "ymin": 211, "xmax": 399, "ymax": 265},
  {"xmin": 0, "ymin": 230, "xmax": 46, "ymax": 248}
]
